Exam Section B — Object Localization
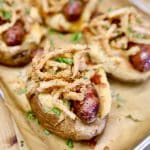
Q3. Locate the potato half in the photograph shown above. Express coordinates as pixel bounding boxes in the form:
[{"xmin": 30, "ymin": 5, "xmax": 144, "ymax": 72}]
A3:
[
  {"xmin": 34, "ymin": 0, "xmax": 98, "ymax": 32},
  {"xmin": 26, "ymin": 44, "xmax": 111, "ymax": 141},
  {"xmin": 0, "ymin": 0, "xmax": 46, "ymax": 67}
]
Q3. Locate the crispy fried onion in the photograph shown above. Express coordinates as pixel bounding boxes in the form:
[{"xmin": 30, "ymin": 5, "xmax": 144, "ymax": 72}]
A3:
[
  {"xmin": 30, "ymin": 45, "xmax": 102, "ymax": 120},
  {"xmin": 85, "ymin": 7, "xmax": 150, "ymax": 57}
]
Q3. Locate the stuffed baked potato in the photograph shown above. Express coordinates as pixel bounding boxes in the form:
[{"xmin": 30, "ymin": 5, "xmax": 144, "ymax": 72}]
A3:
[
  {"xmin": 26, "ymin": 44, "xmax": 112, "ymax": 140},
  {"xmin": 34, "ymin": 0, "xmax": 98, "ymax": 32},
  {"xmin": 84, "ymin": 7, "xmax": 150, "ymax": 82},
  {"xmin": 0, "ymin": 0, "xmax": 46, "ymax": 67}
]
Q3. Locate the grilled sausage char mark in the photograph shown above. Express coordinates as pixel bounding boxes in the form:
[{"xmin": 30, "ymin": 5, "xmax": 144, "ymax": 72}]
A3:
[
  {"xmin": 130, "ymin": 45, "xmax": 150, "ymax": 72},
  {"xmin": 73, "ymin": 85, "xmax": 99, "ymax": 124},
  {"xmin": 63, "ymin": 0, "xmax": 84, "ymax": 22},
  {"xmin": 3, "ymin": 20, "xmax": 25, "ymax": 46}
]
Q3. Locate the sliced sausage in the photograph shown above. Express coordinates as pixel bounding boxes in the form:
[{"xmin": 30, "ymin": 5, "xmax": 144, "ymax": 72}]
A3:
[
  {"xmin": 3, "ymin": 20, "xmax": 25, "ymax": 46},
  {"xmin": 91, "ymin": 73, "xmax": 101, "ymax": 84},
  {"xmin": 63, "ymin": 0, "xmax": 84, "ymax": 22},
  {"xmin": 73, "ymin": 85, "xmax": 99, "ymax": 124},
  {"xmin": 130, "ymin": 45, "xmax": 150, "ymax": 72}
]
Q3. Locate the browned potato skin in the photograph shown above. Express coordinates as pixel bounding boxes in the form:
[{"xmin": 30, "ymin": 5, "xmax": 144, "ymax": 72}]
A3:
[
  {"xmin": 0, "ymin": 46, "xmax": 41, "ymax": 67},
  {"xmin": 27, "ymin": 93, "xmax": 107, "ymax": 141}
]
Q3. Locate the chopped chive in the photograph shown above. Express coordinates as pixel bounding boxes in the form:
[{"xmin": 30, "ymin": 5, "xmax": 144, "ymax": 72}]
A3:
[
  {"xmin": 136, "ymin": 18, "xmax": 142, "ymax": 24},
  {"xmin": 71, "ymin": 32, "xmax": 83, "ymax": 43},
  {"xmin": 55, "ymin": 57, "xmax": 73, "ymax": 65},
  {"xmin": 26, "ymin": 111, "xmax": 36, "ymax": 120},
  {"xmin": 133, "ymin": 33, "xmax": 144, "ymax": 39},
  {"xmin": 48, "ymin": 28, "xmax": 57, "ymax": 35},
  {"xmin": 44, "ymin": 129, "xmax": 51, "ymax": 135},
  {"xmin": 1, "ymin": 10, "xmax": 12, "ymax": 20},
  {"xmin": 66, "ymin": 139, "xmax": 74, "ymax": 149},
  {"xmin": 17, "ymin": 88, "xmax": 27, "ymax": 95},
  {"xmin": 107, "ymin": 7, "xmax": 113, "ymax": 12},
  {"xmin": 51, "ymin": 107, "xmax": 61, "ymax": 116},
  {"xmin": 25, "ymin": 8, "xmax": 30, "ymax": 15}
]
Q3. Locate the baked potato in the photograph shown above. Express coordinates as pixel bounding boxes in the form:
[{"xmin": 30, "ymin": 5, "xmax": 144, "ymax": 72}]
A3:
[
  {"xmin": 0, "ymin": 0, "xmax": 46, "ymax": 67},
  {"xmin": 34, "ymin": 0, "xmax": 98, "ymax": 32},
  {"xmin": 26, "ymin": 44, "xmax": 112, "ymax": 141},
  {"xmin": 84, "ymin": 7, "xmax": 150, "ymax": 82}
]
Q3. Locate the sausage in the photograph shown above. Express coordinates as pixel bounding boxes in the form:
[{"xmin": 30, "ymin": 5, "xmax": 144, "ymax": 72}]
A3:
[
  {"xmin": 63, "ymin": 0, "xmax": 84, "ymax": 22},
  {"xmin": 73, "ymin": 85, "xmax": 99, "ymax": 124},
  {"xmin": 91, "ymin": 73, "xmax": 101, "ymax": 84},
  {"xmin": 3, "ymin": 20, "xmax": 25, "ymax": 46},
  {"xmin": 130, "ymin": 45, "xmax": 150, "ymax": 72}
]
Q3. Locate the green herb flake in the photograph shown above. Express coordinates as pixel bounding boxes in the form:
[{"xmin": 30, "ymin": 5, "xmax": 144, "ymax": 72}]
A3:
[
  {"xmin": 51, "ymin": 107, "xmax": 61, "ymax": 116},
  {"xmin": 136, "ymin": 18, "xmax": 142, "ymax": 24},
  {"xmin": 107, "ymin": 7, "xmax": 113, "ymax": 12},
  {"xmin": 133, "ymin": 33, "xmax": 144, "ymax": 39},
  {"xmin": 17, "ymin": 88, "xmax": 27, "ymax": 95},
  {"xmin": 71, "ymin": 32, "xmax": 83, "ymax": 43},
  {"xmin": 127, "ymin": 26, "xmax": 133, "ymax": 34},
  {"xmin": 26, "ymin": 111, "xmax": 36, "ymax": 120},
  {"xmin": 66, "ymin": 139, "xmax": 74, "ymax": 149},
  {"xmin": 126, "ymin": 114, "xmax": 141, "ymax": 122},
  {"xmin": 25, "ymin": 8, "xmax": 30, "ymax": 15},
  {"xmin": 1, "ymin": 10, "xmax": 12, "ymax": 20},
  {"xmin": 55, "ymin": 57, "xmax": 73, "ymax": 65},
  {"xmin": 48, "ymin": 28, "xmax": 57, "ymax": 35},
  {"xmin": 49, "ymin": 38, "xmax": 55, "ymax": 49},
  {"xmin": 44, "ymin": 129, "xmax": 51, "ymax": 135}
]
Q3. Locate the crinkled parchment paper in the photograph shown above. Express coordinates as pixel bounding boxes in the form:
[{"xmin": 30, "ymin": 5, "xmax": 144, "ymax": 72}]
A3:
[{"xmin": 0, "ymin": 0, "xmax": 150, "ymax": 150}]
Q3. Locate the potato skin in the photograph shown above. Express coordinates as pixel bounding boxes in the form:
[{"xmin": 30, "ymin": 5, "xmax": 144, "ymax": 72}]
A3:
[
  {"xmin": 27, "ymin": 93, "xmax": 107, "ymax": 141},
  {"xmin": 0, "ymin": 49, "xmax": 32, "ymax": 67}
]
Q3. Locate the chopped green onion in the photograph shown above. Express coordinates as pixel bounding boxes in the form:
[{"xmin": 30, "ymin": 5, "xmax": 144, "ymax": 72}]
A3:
[
  {"xmin": 51, "ymin": 107, "xmax": 61, "ymax": 116},
  {"xmin": 17, "ymin": 88, "xmax": 27, "ymax": 95},
  {"xmin": 25, "ymin": 8, "xmax": 30, "ymax": 15},
  {"xmin": 127, "ymin": 26, "xmax": 133, "ymax": 33},
  {"xmin": 48, "ymin": 28, "xmax": 57, "ymax": 35},
  {"xmin": 1, "ymin": 10, "xmax": 12, "ymax": 20},
  {"xmin": 55, "ymin": 57, "xmax": 73, "ymax": 65},
  {"xmin": 44, "ymin": 129, "xmax": 51, "ymax": 135},
  {"xmin": 26, "ymin": 111, "xmax": 36, "ymax": 120},
  {"xmin": 126, "ymin": 114, "xmax": 141, "ymax": 122},
  {"xmin": 107, "ymin": 7, "xmax": 113, "ymax": 12},
  {"xmin": 136, "ymin": 18, "xmax": 142, "ymax": 24},
  {"xmin": 71, "ymin": 32, "xmax": 83, "ymax": 43},
  {"xmin": 66, "ymin": 139, "xmax": 74, "ymax": 148},
  {"xmin": 133, "ymin": 33, "xmax": 144, "ymax": 39}
]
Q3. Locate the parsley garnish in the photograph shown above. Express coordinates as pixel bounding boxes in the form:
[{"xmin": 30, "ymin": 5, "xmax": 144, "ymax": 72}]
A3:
[
  {"xmin": 1, "ymin": 10, "xmax": 12, "ymax": 20},
  {"xmin": 55, "ymin": 57, "xmax": 73, "ymax": 65},
  {"xmin": 26, "ymin": 111, "xmax": 36, "ymax": 120},
  {"xmin": 136, "ymin": 18, "xmax": 142, "ymax": 24},
  {"xmin": 51, "ymin": 107, "xmax": 61, "ymax": 116},
  {"xmin": 71, "ymin": 32, "xmax": 83, "ymax": 43},
  {"xmin": 133, "ymin": 33, "xmax": 144, "ymax": 39},
  {"xmin": 25, "ymin": 8, "xmax": 30, "ymax": 15},
  {"xmin": 126, "ymin": 114, "xmax": 141, "ymax": 122},
  {"xmin": 17, "ymin": 88, "xmax": 27, "ymax": 95},
  {"xmin": 66, "ymin": 139, "xmax": 74, "ymax": 149},
  {"xmin": 107, "ymin": 7, "xmax": 113, "ymax": 12},
  {"xmin": 44, "ymin": 129, "xmax": 51, "ymax": 135}
]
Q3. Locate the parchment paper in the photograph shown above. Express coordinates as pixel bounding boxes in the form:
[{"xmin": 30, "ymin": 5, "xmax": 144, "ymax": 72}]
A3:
[{"xmin": 0, "ymin": 0, "xmax": 150, "ymax": 150}]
